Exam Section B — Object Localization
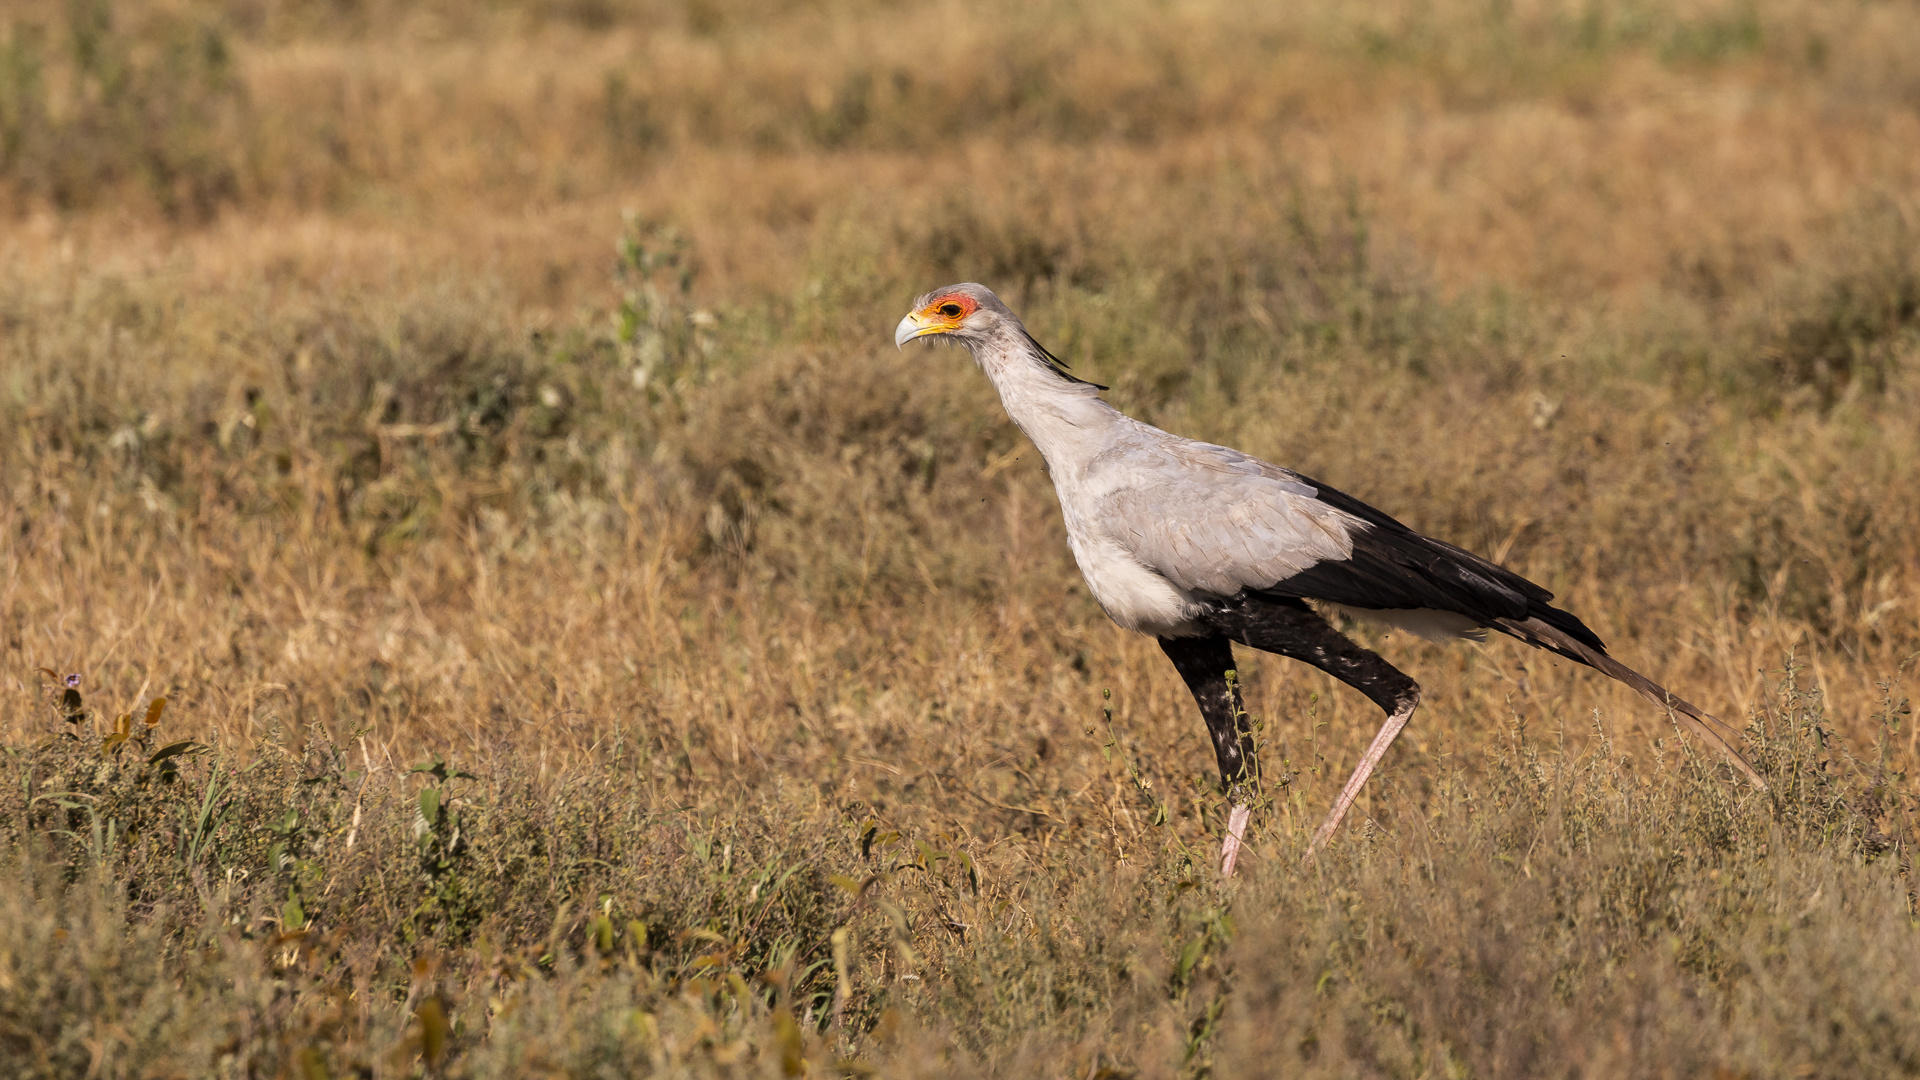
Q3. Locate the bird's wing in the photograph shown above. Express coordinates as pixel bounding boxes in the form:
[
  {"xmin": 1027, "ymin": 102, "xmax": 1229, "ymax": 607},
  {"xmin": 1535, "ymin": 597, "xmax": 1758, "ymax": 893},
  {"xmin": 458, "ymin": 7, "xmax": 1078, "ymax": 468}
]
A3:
[
  {"xmin": 1262, "ymin": 469, "xmax": 1607, "ymax": 651},
  {"xmin": 1086, "ymin": 434, "xmax": 1365, "ymax": 597},
  {"xmin": 1087, "ymin": 430, "xmax": 1605, "ymax": 652}
]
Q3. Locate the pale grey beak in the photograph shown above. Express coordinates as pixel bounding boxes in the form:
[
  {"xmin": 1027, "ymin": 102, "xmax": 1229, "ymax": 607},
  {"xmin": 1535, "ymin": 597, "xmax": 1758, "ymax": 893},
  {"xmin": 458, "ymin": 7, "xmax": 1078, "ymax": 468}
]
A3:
[{"xmin": 894, "ymin": 312, "xmax": 936, "ymax": 349}]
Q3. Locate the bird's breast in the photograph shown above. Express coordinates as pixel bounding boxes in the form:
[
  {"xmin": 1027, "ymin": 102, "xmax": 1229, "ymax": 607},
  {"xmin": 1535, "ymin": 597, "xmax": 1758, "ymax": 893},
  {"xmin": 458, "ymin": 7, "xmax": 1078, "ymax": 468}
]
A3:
[{"xmin": 1064, "ymin": 529, "xmax": 1207, "ymax": 638}]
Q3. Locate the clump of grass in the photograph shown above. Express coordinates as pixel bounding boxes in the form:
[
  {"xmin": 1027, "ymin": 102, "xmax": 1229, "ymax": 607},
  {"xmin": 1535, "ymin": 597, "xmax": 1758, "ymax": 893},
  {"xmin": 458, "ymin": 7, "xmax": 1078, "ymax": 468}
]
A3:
[{"xmin": 1756, "ymin": 209, "xmax": 1920, "ymax": 410}]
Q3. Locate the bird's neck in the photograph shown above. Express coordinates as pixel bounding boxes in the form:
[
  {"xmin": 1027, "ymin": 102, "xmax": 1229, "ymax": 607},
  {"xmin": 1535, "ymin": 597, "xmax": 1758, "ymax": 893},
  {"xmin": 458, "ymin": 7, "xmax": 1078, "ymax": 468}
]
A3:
[{"xmin": 971, "ymin": 330, "xmax": 1120, "ymax": 476}]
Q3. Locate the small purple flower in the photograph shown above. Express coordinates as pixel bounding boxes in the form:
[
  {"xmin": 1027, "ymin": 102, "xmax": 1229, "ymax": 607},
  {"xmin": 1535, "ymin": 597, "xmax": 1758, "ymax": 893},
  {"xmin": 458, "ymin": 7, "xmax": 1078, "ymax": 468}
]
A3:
[{"xmin": 65, "ymin": 673, "xmax": 81, "ymax": 689}]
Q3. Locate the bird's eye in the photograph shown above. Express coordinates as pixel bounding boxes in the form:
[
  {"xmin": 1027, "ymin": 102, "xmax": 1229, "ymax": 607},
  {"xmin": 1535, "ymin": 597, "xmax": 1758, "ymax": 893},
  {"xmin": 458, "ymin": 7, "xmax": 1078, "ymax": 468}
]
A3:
[{"xmin": 938, "ymin": 302, "xmax": 964, "ymax": 318}]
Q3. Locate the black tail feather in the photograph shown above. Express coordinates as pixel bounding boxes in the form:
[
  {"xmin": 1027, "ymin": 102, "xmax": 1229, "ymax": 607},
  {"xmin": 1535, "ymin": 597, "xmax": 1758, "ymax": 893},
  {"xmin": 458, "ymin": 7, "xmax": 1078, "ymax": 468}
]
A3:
[{"xmin": 1493, "ymin": 615, "xmax": 1766, "ymax": 789}]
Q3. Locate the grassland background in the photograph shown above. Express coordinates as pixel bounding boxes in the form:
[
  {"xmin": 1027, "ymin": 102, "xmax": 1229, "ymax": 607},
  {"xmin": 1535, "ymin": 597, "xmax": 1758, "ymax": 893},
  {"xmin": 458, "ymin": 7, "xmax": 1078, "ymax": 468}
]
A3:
[{"xmin": 2, "ymin": 0, "xmax": 1918, "ymax": 1076}]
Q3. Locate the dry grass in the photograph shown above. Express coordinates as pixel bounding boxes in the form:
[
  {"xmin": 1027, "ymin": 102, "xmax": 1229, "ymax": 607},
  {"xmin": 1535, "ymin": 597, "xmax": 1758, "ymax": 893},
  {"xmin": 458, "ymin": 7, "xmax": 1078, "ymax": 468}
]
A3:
[{"xmin": 2, "ymin": 0, "xmax": 1918, "ymax": 1076}]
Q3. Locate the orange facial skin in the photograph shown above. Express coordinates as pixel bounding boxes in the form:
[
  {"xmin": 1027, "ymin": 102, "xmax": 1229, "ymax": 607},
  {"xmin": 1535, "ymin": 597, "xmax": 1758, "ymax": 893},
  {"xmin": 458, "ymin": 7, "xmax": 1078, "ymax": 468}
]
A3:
[
  {"xmin": 895, "ymin": 289, "xmax": 987, "ymax": 348},
  {"xmin": 917, "ymin": 293, "xmax": 979, "ymax": 331}
]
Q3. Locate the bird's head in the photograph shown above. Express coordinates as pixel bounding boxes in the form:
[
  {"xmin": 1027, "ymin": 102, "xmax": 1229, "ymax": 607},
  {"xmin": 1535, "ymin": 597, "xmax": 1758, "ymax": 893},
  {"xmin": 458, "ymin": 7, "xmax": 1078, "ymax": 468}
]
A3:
[
  {"xmin": 894, "ymin": 282, "xmax": 1106, "ymax": 389},
  {"xmin": 893, "ymin": 283, "xmax": 1012, "ymax": 349}
]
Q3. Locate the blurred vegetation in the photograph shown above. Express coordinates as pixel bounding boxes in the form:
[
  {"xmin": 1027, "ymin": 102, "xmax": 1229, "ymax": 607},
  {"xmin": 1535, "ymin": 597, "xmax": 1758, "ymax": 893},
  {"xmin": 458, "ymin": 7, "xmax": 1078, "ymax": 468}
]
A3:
[
  {"xmin": 3, "ymin": 0, "xmax": 1919, "ymax": 1076},
  {"xmin": 0, "ymin": 0, "xmax": 1901, "ymax": 212},
  {"xmin": 0, "ymin": 0, "xmax": 243, "ymax": 218}
]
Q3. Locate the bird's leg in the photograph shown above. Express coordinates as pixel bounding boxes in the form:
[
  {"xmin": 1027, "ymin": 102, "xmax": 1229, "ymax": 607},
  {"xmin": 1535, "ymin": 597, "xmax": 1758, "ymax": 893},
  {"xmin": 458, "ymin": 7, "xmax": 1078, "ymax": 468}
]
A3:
[
  {"xmin": 1221, "ymin": 802, "xmax": 1252, "ymax": 877},
  {"xmin": 1203, "ymin": 596, "xmax": 1421, "ymax": 860},
  {"xmin": 1306, "ymin": 688, "xmax": 1420, "ymax": 857},
  {"xmin": 1158, "ymin": 635, "xmax": 1258, "ymax": 876}
]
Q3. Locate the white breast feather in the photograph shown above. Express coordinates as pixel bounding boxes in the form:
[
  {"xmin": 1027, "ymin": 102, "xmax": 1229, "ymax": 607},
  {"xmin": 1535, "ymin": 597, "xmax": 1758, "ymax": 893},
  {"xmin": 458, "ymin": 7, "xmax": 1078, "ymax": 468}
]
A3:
[{"xmin": 1065, "ymin": 531, "xmax": 1206, "ymax": 637}]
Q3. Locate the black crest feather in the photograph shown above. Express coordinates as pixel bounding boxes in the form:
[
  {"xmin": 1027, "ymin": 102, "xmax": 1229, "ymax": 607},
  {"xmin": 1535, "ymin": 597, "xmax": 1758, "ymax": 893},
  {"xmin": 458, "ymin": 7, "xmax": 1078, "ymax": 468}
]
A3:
[{"xmin": 1023, "ymin": 329, "xmax": 1108, "ymax": 390}]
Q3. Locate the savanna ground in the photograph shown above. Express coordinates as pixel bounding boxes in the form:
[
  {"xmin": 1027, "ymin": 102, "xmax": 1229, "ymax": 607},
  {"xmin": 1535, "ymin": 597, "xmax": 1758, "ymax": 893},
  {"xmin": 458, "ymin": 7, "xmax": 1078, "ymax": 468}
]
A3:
[{"xmin": 2, "ymin": 0, "xmax": 1919, "ymax": 1075}]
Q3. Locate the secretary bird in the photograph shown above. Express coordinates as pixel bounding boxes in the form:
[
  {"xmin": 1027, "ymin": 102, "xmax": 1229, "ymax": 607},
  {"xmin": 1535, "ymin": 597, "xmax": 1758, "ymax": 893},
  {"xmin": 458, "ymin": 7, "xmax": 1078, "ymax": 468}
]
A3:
[{"xmin": 896, "ymin": 283, "xmax": 1765, "ymax": 876}]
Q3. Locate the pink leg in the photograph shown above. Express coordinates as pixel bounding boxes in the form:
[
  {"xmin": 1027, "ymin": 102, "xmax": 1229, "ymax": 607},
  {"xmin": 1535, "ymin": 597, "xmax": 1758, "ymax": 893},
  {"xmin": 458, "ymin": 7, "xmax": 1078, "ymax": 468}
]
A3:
[
  {"xmin": 1305, "ymin": 693, "xmax": 1420, "ymax": 860},
  {"xmin": 1220, "ymin": 802, "xmax": 1252, "ymax": 876}
]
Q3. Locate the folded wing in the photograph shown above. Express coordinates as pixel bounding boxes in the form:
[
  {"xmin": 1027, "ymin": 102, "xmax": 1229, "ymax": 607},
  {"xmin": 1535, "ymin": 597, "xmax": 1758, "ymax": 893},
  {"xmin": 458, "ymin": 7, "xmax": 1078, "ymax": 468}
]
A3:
[
  {"xmin": 1088, "ymin": 432, "xmax": 1603, "ymax": 653},
  {"xmin": 1088, "ymin": 437, "xmax": 1363, "ymax": 598}
]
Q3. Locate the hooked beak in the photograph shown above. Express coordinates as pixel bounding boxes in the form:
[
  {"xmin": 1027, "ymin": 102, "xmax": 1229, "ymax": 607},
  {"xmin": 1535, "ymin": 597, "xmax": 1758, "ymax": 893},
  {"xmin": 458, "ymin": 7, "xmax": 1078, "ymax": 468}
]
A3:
[{"xmin": 894, "ymin": 312, "xmax": 942, "ymax": 349}]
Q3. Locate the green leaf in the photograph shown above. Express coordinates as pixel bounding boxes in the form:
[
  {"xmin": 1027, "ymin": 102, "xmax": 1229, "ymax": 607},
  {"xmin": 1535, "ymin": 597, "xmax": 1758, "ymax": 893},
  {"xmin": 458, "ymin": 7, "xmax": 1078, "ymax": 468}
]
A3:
[
  {"xmin": 1178, "ymin": 936, "xmax": 1206, "ymax": 982},
  {"xmin": 954, "ymin": 851, "xmax": 979, "ymax": 891},
  {"xmin": 147, "ymin": 740, "xmax": 203, "ymax": 765},
  {"xmin": 416, "ymin": 998, "xmax": 448, "ymax": 1069},
  {"xmin": 419, "ymin": 787, "xmax": 441, "ymax": 826}
]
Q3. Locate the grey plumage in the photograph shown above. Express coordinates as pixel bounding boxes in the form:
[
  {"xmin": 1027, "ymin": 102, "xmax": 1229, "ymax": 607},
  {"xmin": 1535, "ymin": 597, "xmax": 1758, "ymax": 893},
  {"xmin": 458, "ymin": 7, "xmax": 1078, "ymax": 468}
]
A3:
[{"xmin": 1088, "ymin": 437, "xmax": 1361, "ymax": 598}]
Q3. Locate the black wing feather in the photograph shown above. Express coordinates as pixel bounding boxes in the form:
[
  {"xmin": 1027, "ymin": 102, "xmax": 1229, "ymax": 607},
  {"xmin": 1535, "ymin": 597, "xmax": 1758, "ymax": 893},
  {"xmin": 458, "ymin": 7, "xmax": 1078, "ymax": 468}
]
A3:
[{"xmin": 1260, "ymin": 471, "xmax": 1609, "ymax": 655}]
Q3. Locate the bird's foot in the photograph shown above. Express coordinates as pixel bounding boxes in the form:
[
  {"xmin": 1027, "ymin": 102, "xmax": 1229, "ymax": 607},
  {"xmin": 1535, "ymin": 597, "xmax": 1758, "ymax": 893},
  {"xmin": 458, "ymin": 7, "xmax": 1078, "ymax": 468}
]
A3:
[{"xmin": 1220, "ymin": 803, "xmax": 1252, "ymax": 877}]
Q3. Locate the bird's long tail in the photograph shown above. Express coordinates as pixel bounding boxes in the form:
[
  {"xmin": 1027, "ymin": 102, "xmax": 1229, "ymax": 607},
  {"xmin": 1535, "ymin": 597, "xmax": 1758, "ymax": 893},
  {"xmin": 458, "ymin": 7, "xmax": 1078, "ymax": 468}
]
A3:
[{"xmin": 1493, "ymin": 616, "xmax": 1767, "ymax": 790}]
